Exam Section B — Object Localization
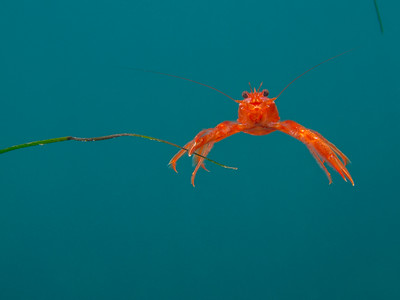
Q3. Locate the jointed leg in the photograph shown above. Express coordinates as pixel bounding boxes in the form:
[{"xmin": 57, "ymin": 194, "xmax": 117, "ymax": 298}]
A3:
[
  {"xmin": 274, "ymin": 120, "xmax": 354, "ymax": 185},
  {"xmin": 169, "ymin": 121, "xmax": 243, "ymax": 186}
]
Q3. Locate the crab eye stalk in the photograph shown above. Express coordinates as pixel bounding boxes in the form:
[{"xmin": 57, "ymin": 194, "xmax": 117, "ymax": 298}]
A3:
[
  {"xmin": 262, "ymin": 89, "xmax": 269, "ymax": 97},
  {"xmin": 242, "ymin": 91, "xmax": 249, "ymax": 98}
]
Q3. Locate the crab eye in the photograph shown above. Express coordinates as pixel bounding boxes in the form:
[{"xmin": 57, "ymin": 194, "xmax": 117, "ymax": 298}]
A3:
[
  {"xmin": 242, "ymin": 91, "xmax": 249, "ymax": 98},
  {"xmin": 262, "ymin": 89, "xmax": 269, "ymax": 97}
]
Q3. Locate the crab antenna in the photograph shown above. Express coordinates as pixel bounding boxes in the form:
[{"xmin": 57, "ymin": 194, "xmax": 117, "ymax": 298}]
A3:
[
  {"xmin": 275, "ymin": 49, "xmax": 353, "ymax": 99},
  {"xmin": 125, "ymin": 68, "xmax": 236, "ymax": 102},
  {"xmin": 257, "ymin": 82, "xmax": 263, "ymax": 92},
  {"xmin": 248, "ymin": 82, "xmax": 253, "ymax": 91}
]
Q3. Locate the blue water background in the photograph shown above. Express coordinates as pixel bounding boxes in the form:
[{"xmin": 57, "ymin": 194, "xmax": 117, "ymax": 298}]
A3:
[{"xmin": 1, "ymin": 1, "xmax": 399, "ymax": 299}]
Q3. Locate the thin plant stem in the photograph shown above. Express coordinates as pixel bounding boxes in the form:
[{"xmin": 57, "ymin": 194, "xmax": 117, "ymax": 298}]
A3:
[
  {"xmin": 0, "ymin": 133, "xmax": 237, "ymax": 170},
  {"xmin": 374, "ymin": 0, "xmax": 384, "ymax": 34}
]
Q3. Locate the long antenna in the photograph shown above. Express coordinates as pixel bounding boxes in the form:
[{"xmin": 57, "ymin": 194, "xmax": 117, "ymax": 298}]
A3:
[
  {"xmin": 124, "ymin": 68, "xmax": 236, "ymax": 102},
  {"xmin": 275, "ymin": 49, "xmax": 353, "ymax": 99}
]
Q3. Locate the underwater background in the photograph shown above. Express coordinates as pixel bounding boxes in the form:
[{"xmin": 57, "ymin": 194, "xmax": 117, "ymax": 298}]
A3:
[{"xmin": 1, "ymin": 0, "xmax": 399, "ymax": 299}]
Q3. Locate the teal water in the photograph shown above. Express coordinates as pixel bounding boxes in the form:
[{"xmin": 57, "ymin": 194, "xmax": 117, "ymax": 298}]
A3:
[{"xmin": 1, "ymin": 1, "xmax": 399, "ymax": 299}]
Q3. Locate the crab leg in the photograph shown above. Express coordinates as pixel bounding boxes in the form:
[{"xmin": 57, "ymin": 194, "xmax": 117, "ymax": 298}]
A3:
[
  {"xmin": 274, "ymin": 120, "xmax": 354, "ymax": 185},
  {"xmin": 169, "ymin": 121, "xmax": 243, "ymax": 186}
]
